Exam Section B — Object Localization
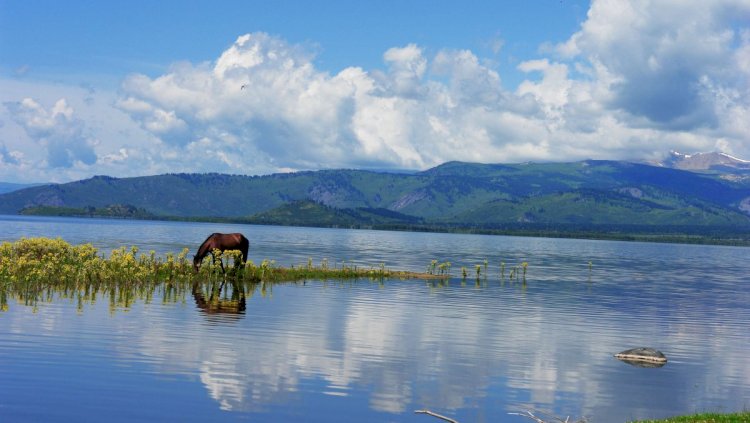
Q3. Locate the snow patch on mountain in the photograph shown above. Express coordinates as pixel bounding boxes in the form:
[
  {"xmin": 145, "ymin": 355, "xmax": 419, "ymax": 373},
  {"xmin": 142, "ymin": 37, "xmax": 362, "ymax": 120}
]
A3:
[{"xmin": 659, "ymin": 151, "xmax": 750, "ymax": 171}]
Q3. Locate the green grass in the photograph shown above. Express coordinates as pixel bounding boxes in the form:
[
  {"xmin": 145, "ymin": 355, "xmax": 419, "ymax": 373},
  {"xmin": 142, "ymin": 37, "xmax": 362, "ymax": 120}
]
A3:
[{"xmin": 631, "ymin": 411, "xmax": 750, "ymax": 422}]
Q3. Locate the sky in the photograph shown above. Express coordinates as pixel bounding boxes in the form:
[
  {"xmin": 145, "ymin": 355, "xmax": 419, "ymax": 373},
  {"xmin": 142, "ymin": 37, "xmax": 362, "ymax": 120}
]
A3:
[{"xmin": 1, "ymin": 0, "xmax": 749, "ymax": 183}]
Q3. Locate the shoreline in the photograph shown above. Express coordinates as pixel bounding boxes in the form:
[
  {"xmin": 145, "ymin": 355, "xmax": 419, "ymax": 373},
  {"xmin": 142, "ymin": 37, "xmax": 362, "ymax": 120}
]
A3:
[{"xmin": 9, "ymin": 212, "xmax": 750, "ymax": 248}]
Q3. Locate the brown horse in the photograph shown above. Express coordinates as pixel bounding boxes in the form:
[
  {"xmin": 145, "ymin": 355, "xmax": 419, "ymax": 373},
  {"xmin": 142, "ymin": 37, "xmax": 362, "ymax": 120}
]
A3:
[{"xmin": 193, "ymin": 233, "xmax": 249, "ymax": 272}]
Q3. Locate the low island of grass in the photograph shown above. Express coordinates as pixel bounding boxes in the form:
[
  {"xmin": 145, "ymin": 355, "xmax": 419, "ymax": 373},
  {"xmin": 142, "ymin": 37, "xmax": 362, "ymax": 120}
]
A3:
[{"xmin": 0, "ymin": 237, "xmax": 457, "ymax": 312}]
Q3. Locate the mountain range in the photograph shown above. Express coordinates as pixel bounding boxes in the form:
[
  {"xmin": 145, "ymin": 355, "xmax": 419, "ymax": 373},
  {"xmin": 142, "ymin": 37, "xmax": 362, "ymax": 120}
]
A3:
[
  {"xmin": 656, "ymin": 150, "xmax": 750, "ymax": 173},
  {"xmin": 0, "ymin": 182, "xmax": 43, "ymax": 195},
  {"xmin": 2, "ymin": 159, "xmax": 750, "ymax": 240}
]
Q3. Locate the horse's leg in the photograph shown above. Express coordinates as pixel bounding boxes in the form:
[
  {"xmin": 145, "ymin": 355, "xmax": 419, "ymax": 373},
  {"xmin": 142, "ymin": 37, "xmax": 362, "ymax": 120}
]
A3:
[
  {"xmin": 240, "ymin": 248, "xmax": 248, "ymax": 269},
  {"xmin": 211, "ymin": 252, "xmax": 226, "ymax": 273},
  {"xmin": 211, "ymin": 280, "xmax": 222, "ymax": 297}
]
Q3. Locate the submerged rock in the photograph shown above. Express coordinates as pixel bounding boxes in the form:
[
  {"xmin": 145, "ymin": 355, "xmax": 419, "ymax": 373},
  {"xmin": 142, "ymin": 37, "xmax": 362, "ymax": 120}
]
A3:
[
  {"xmin": 619, "ymin": 359, "xmax": 667, "ymax": 368},
  {"xmin": 615, "ymin": 347, "xmax": 667, "ymax": 367}
]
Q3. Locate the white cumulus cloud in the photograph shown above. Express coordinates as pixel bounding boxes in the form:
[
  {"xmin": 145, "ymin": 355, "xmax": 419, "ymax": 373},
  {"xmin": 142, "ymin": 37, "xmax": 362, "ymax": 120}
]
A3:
[
  {"xmin": 4, "ymin": 97, "xmax": 97, "ymax": 168},
  {"xmin": 557, "ymin": 0, "xmax": 750, "ymax": 131},
  {"xmin": 115, "ymin": 9, "xmax": 749, "ymax": 178},
  {"xmin": 2, "ymin": 0, "xmax": 749, "ymax": 183}
]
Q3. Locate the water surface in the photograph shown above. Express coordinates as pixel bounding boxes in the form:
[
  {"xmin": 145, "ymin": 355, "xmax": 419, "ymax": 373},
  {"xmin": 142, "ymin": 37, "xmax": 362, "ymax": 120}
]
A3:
[{"xmin": 1, "ymin": 215, "xmax": 748, "ymax": 422}]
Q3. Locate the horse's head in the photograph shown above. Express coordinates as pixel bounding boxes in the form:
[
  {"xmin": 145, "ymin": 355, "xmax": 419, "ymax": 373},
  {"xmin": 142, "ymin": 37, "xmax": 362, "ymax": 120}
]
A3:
[{"xmin": 193, "ymin": 255, "xmax": 202, "ymax": 273}]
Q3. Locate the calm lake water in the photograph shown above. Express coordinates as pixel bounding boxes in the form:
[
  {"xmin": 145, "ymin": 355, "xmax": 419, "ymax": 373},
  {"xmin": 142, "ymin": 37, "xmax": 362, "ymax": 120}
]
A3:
[{"xmin": 1, "ymin": 215, "xmax": 749, "ymax": 422}]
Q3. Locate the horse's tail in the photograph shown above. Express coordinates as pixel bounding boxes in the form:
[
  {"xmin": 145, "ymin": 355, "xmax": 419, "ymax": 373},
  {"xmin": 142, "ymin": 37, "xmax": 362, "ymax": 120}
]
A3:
[{"xmin": 239, "ymin": 235, "xmax": 250, "ymax": 263}]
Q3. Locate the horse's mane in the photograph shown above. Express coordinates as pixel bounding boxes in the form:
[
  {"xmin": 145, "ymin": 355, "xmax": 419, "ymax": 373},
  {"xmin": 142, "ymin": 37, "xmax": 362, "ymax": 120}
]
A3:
[{"xmin": 195, "ymin": 233, "xmax": 221, "ymax": 257}]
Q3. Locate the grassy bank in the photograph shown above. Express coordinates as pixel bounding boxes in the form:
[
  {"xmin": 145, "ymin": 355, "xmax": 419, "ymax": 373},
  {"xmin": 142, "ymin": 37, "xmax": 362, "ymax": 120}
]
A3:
[
  {"xmin": 631, "ymin": 411, "xmax": 750, "ymax": 422},
  {"xmin": 0, "ymin": 237, "xmax": 449, "ymax": 312},
  {"xmin": 0, "ymin": 237, "xmax": 443, "ymax": 284}
]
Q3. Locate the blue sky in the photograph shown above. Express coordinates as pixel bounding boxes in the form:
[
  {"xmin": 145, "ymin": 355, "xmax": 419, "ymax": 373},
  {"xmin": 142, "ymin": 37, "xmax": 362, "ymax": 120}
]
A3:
[
  {"xmin": 1, "ymin": 0, "xmax": 749, "ymax": 183},
  {"xmin": 1, "ymin": 1, "xmax": 588, "ymax": 85}
]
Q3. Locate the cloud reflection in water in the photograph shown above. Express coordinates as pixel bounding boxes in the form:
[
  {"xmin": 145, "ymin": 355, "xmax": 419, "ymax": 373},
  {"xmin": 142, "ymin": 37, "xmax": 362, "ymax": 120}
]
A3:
[{"xmin": 113, "ymin": 276, "xmax": 750, "ymax": 420}]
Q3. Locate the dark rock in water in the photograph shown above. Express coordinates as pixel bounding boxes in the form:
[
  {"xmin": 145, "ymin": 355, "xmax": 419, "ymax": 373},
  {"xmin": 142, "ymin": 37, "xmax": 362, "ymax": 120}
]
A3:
[
  {"xmin": 618, "ymin": 358, "xmax": 667, "ymax": 368},
  {"xmin": 614, "ymin": 347, "xmax": 667, "ymax": 367}
]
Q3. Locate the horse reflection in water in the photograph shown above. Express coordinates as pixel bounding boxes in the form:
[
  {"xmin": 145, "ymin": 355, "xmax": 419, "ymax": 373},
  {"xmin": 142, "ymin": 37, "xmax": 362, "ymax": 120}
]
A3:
[
  {"xmin": 192, "ymin": 280, "xmax": 247, "ymax": 318},
  {"xmin": 193, "ymin": 233, "xmax": 249, "ymax": 273}
]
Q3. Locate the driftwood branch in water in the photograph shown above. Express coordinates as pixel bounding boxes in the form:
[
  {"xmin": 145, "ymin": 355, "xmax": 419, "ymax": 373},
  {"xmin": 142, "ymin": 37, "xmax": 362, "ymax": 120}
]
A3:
[
  {"xmin": 508, "ymin": 410, "xmax": 551, "ymax": 423},
  {"xmin": 510, "ymin": 409, "xmax": 587, "ymax": 423},
  {"xmin": 414, "ymin": 409, "xmax": 460, "ymax": 423},
  {"xmin": 415, "ymin": 408, "xmax": 585, "ymax": 423}
]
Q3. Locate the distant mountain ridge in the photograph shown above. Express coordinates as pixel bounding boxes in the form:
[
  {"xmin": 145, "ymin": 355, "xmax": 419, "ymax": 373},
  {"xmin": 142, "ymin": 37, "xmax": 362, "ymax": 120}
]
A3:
[
  {"xmin": 1, "ymin": 160, "xmax": 749, "ymax": 233},
  {"xmin": 657, "ymin": 150, "xmax": 750, "ymax": 172},
  {"xmin": 0, "ymin": 182, "xmax": 45, "ymax": 195}
]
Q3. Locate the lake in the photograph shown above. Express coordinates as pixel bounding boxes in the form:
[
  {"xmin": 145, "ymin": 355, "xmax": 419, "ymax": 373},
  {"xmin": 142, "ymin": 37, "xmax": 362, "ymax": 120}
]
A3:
[{"xmin": 1, "ymin": 215, "xmax": 749, "ymax": 422}]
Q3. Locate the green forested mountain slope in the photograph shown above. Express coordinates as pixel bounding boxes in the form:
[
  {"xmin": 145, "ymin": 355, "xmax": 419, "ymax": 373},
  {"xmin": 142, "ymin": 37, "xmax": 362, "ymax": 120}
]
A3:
[{"xmin": 2, "ymin": 160, "xmax": 749, "ymax": 229}]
